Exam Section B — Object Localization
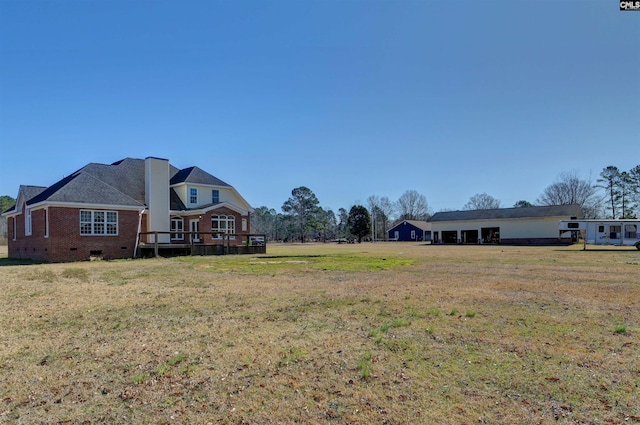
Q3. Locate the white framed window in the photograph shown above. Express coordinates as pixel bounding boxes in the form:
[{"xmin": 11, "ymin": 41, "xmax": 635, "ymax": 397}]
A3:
[
  {"xmin": 190, "ymin": 188, "xmax": 198, "ymax": 204},
  {"xmin": 44, "ymin": 208, "xmax": 49, "ymax": 238},
  {"xmin": 411, "ymin": 230, "xmax": 416, "ymax": 240},
  {"xmin": 212, "ymin": 189, "xmax": 219, "ymax": 204},
  {"xmin": 12, "ymin": 217, "xmax": 16, "ymax": 241},
  {"xmin": 242, "ymin": 218, "xmax": 247, "ymax": 232},
  {"xmin": 610, "ymin": 225, "xmax": 621, "ymax": 239},
  {"xmin": 25, "ymin": 208, "xmax": 32, "ymax": 236},
  {"xmin": 211, "ymin": 215, "xmax": 235, "ymax": 239},
  {"xmin": 625, "ymin": 224, "xmax": 637, "ymax": 239},
  {"xmin": 80, "ymin": 210, "xmax": 118, "ymax": 236},
  {"xmin": 171, "ymin": 217, "xmax": 184, "ymax": 240}
]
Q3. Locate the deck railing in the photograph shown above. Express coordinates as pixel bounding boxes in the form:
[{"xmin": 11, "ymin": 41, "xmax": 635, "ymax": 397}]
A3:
[{"xmin": 135, "ymin": 231, "xmax": 266, "ymax": 258}]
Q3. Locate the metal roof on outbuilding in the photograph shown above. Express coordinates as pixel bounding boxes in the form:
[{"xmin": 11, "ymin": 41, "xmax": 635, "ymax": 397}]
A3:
[
  {"xmin": 389, "ymin": 220, "xmax": 430, "ymax": 231},
  {"xmin": 427, "ymin": 205, "xmax": 582, "ymax": 222}
]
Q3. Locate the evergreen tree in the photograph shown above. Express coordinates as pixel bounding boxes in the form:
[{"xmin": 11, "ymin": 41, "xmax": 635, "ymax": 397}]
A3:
[
  {"xmin": 513, "ymin": 200, "xmax": 534, "ymax": 208},
  {"xmin": 598, "ymin": 166, "xmax": 621, "ymax": 218},
  {"xmin": 0, "ymin": 196, "xmax": 16, "ymax": 244},
  {"xmin": 347, "ymin": 205, "xmax": 371, "ymax": 243},
  {"xmin": 281, "ymin": 186, "xmax": 321, "ymax": 243}
]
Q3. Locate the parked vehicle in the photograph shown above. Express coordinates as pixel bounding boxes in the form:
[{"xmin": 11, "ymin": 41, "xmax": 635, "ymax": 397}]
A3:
[{"xmin": 249, "ymin": 236, "xmax": 265, "ymax": 246}]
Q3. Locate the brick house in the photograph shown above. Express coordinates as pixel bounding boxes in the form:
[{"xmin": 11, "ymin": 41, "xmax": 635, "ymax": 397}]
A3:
[{"xmin": 2, "ymin": 157, "xmax": 254, "ymax": 262}]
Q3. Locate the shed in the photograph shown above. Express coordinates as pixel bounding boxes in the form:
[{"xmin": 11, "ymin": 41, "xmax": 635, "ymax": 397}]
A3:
[{"xmin": 388, "ymin": 220, "xmax": 431, "ymax": 242}]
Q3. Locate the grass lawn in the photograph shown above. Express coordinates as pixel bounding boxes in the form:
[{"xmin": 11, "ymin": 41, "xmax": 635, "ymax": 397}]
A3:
[{"xmin": 1, "ymin": 243, "xmax": 639, "ymax": 424}]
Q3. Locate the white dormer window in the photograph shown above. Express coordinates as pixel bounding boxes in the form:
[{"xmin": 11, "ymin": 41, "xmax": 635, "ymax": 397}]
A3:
[{"xmin": 190, "ymin": 188, "xmax": 198, "ymax": 204}]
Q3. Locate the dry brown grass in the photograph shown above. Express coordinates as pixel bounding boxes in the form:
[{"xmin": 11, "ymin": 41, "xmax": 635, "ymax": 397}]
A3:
[{"xmin": 1, "ymin": 243, "xmax": 639, "ymax": 424}]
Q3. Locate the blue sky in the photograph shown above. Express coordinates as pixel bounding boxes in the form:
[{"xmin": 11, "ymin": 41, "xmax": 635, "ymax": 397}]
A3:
[{"xmin": 1, "ymin": 0, "xmax": 638, "ymax": 214}]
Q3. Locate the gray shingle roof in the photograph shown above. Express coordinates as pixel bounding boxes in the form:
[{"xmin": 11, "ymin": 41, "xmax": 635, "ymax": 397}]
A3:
[
  {"xmin": 22, "ymin": 185, "xmax": 48, "ymax": 202},
  {"xmin": 170, "ymin": 188, "xmax": 187, "ymax": 211},
  {"xmin": 14, "ymin": 157, "xmax": 235, "ymax": 209},
  {"xmin": 27, "ymin": 158, "xmax": 146, "ymax": 207},
  {"xmin": 2, "ymin": 185, "xmax": 47, "ymax": 213},
  {"xmin": 427, "ymin": 205, "xmax": 582, "ymax": 222},
  {"xmin": 170, "ymin": 166, "xmax": 230, "ymax": 187}
]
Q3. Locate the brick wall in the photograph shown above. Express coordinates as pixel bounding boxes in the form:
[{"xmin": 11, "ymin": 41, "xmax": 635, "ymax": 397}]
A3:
[
  {"xmin": 8, "ymin": 207, "xmax": 142, "ymax": 262},
  {"xmin": 8, "ymin": 209, "xmax": 50, "ymax": 261},
  {"xmin": 176, "ymin": 207, "xmax": 250, "ymax": 246},
  {"xmin": 7, "ymin": 205, "xmax": 252, "ymax": 262}
]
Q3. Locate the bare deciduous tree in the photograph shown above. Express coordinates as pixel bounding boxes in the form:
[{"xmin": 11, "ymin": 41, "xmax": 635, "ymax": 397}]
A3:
[
  {"xmin": 538, "ymin": 171, "xmax": 601, "ymax": 218},
  {"xmin": 337, "ymin": 208, "xmax": 349, "ymax": 238},
  {"xmin": 250, "ymin": 206, "xmax": 278, "ymax": 241},
  {"xmin": 377, "ymin": 196, "xmax": 395, "ymax": 240},
  {"xmin": 463, "ymin": 193, "xmax": 501, "ymax": 210},
  {"xmin": 396, "ymin": 190, "xmax": 430, "ymax": 221},
  {"xmin": 367, "ymin": 195, "xmax": 396, "ymax": 240}
]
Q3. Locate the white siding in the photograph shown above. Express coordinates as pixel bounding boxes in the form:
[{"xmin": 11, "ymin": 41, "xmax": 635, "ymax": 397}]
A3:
[
  {"xmin": 174, "ymin": 183, "xmax": 250, "ymax": 212},
  {"xmin": 431, "ymin": 217, "xmax": 563, "ymax": 240}
]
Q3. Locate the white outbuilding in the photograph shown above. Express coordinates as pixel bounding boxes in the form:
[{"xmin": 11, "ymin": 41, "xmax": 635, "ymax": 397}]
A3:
[{"xmin": 427, "ymin": 205, "xmax": 582, "ymax": 245}]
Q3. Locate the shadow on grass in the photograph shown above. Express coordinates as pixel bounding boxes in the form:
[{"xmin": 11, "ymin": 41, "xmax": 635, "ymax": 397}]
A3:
[
  {"xmin": 0, "ymin": 257, "xmax": 46, "ymax": 267},
  {"xmin": 257, "ymin": 255, "xmax": 326, "ymax": 259},
  {"xmin": 554, "ymin": 248, "xmax": 640, "ymax": 253}
]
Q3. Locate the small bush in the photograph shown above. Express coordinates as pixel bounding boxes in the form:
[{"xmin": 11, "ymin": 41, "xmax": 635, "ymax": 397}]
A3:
[
  {"xmin": 391, "ymin": 318, "xmax": 410, "ymax": 328},
  {"xmin": 133, "ymin": 371, "xmax": 148, "ymax": 384},
  {"xmin": 614, "ymin": 325, "xmax": 627, "ymax": 335},
  {"xmin": 426, "ymin": 307, "xmax": 441, "ymax": 316},
  {"xmin": 358, "ymin": 352, "xmax": 373, "ymax": 379}
]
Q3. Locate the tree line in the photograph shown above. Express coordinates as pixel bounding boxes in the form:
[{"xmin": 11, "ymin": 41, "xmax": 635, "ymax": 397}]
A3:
[
  {"xmin": 0, "ymin": 196, "xmax": 17, "ymax": 244},
  {"xmin": 252, "ymin": 164, "xmax": 640, "ymax": 242},
  {"xmin": 251, "ymin": 187, "xmax": 434, "ymax": 243},
  {"xmin": 1, "ymin": 164, "xmax": 638, "ymax": 244}
]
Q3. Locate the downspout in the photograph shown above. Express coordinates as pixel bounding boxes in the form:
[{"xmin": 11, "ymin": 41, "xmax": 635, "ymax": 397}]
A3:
[{"xmin": 133, "ymin": 208, "xmax": 146, "ymax": 258}]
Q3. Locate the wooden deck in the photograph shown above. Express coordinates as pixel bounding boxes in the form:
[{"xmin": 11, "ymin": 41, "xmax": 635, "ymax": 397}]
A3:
[{"xmin": 135, "ymin": 232, "xmax": 266, "ymax": 258}]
